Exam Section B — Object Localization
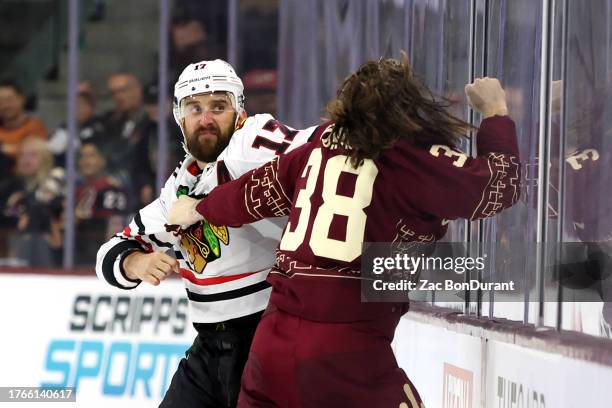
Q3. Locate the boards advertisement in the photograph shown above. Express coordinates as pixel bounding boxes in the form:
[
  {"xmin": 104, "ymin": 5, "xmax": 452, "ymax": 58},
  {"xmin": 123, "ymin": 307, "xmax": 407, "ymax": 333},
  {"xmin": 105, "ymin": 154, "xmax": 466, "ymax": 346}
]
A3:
[
  {"xmin": 0, "ymin": 273, "xmax": 196, "ymax": 407},
  {"xmin": 394, "ymin": 314, "xmax": 612, "ymax": 408}
]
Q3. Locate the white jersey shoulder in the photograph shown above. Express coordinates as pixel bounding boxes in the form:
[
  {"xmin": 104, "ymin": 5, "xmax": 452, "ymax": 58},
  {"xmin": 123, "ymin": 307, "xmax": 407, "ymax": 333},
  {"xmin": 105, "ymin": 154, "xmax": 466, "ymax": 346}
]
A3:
[
  {"xmin": 217, "ymin": 114, "xmax": 316, "ymax": 179},
  {"xmin": 197, "ymin": 114, "xmax": 317, "ymax": 194}
]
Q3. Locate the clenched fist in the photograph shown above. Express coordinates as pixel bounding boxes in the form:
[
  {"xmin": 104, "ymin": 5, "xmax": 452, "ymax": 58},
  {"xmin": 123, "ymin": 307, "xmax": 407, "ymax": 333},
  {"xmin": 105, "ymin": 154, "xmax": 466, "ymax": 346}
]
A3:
[
  {"xmin": 465, "ymin": 77, "xmax": 508, "ymax": 118},
  {"xmin": 168, "ymin": 195, "xmax": 203, "ymax": 228},
  {"xmin": 123, "ymin": 251, "xmax": 179, "ymax": 286}
]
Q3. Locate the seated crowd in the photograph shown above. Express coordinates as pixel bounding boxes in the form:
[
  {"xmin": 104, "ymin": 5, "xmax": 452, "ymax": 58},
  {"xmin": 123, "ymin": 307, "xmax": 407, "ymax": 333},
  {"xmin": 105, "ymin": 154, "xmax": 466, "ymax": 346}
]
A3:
[
  {"xmin": 0, "ymin": 61, "xmax": 277, "ymax": 268},
  {"xmin": 0, "ymin": 75, "xmax": 183, "ymax": 267},
  {"xmin": 0, "ymin": 0, "xmax": 280, "ymax": 268}
]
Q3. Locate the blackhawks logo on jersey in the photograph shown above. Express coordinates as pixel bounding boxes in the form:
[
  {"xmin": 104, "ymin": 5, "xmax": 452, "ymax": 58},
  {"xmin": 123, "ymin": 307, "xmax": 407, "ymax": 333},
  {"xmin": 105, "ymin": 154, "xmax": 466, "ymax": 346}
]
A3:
[{"xmin": 181, "ymin": 219, "xmax": 230, "ymax": 273}]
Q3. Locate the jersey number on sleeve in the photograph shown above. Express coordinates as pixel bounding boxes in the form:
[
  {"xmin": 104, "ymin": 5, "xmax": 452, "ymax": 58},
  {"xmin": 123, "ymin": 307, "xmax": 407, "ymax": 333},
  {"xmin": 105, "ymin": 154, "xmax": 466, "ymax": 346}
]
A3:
[
  {"xmin": 279, "ymin": 148, "xmax": 379, "ymax": 262},
  {"xmin": 252, "ymin": 119, "xmax": 298, "ymax": 155},
  {"xmin": 429, "ymin": 145, "xmax": 468, "ymax": 167}
]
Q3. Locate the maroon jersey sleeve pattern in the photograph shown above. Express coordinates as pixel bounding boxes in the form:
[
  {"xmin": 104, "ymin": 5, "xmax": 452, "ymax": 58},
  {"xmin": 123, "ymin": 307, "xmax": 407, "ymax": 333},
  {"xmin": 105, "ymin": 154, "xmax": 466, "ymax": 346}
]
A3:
[
  {"xmin": 196, "ymin": 141, "xmax": 314, "ymax": 226},
  {"xmin": 408, "ymin": 115, "xmax": 521, "ymax": 221},
  {"xmin": 243, "ymin": 158, "xmax": 292, "ymax": 219}
]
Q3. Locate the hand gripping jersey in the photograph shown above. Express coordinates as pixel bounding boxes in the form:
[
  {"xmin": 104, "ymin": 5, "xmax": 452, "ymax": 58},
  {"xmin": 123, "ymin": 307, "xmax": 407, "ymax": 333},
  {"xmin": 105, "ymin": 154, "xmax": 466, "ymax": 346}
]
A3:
[
  {"xmin": 96, "ymin": 114, "xmax": 316, "ymax": 323},
  {"xmin": 196, "ymin": 115, "xmax": 522, "ymax": 322}
]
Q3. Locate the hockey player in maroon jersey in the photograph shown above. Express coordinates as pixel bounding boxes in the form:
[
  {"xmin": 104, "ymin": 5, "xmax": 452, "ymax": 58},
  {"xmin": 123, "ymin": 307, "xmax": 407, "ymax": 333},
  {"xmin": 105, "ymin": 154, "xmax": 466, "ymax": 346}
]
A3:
[{"xmin": 169, "ymin": 57, "xmax": 521, "ymax": 407}]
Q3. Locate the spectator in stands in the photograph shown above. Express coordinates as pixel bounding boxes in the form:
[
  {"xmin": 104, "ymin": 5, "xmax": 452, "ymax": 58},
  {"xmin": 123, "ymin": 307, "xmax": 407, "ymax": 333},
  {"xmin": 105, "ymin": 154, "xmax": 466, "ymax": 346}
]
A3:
[
  {"xmin": 3, "ymin": 136, "xmax": 64, "ymax": 267},
  {"xmin": 102, "ymin": 73, "xmax": 148, "ymax": 139},
  {"xmin": 47, "ymin": 81, "xmax": 104, "ymax": 167},
  {"xmin": 98, "ymin": 72, "xmax": 153, "ymax": 211},
  {"xmin": 169, "ymin": 17, "xmax": 226, "ymax": 84},
  {"xmin": 141, "ymin": 83, "xmax": 182, "ymax": 205},
  {"xmin": 243, "ymin": 69, "xmax": 277, "ymax": 116},
  {"xmin": 75, "ymin": 142, "xmax": 128, "ymax": 266},
  {"xmin": 0, "ymin": 80, "xmax": 48, "ymax": 165}
]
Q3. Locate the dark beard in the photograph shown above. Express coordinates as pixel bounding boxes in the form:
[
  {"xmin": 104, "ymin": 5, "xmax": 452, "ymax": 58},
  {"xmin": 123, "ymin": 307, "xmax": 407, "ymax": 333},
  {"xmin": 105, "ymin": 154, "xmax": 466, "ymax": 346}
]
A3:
[{"xmin": 186, "ymin": 122, "xmax": 235, "ymax": 163}]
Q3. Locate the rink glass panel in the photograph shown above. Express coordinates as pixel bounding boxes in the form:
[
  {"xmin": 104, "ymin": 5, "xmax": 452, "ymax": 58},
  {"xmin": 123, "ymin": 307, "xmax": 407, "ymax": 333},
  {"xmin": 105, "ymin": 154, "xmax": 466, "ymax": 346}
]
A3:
[
  {"xmin": 482, "ymin": 0, "xmax": 543, "ymax": 324},
  {"xmin": 69, "ymin": 1, "xmax": 162, "ymax": 268},
  {"xmin": 404, "ymin": 0, "xmax": 471, "ymax": 309},
  {"xmin": 0, "ymin": 1, "xmax": 69, "ymax": 269},
  {"xmin": 277, "ymin": 0, "xmax": 409, "ymax": 128},
  {"xmin": 237, "ymin": 0, "xmax": 279, "ymax": 117},
  {"xmin": 554, "ymin": 0, "xmax": 612, "ymax": 337}
]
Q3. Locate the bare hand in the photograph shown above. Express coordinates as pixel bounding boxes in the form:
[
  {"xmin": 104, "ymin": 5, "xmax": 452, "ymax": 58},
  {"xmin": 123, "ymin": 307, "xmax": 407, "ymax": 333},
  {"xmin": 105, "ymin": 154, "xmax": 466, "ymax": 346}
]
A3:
[
  {"xmin": 465, "ymin": 77, "xmax": 508, "ymax": 118},
  {"xmin": 123, "ymin": 251, "xmax": 179, "ymax": 286},
  {"xmin": 168, "ymin": 195, "xmax": 203, "ymax": 227}
]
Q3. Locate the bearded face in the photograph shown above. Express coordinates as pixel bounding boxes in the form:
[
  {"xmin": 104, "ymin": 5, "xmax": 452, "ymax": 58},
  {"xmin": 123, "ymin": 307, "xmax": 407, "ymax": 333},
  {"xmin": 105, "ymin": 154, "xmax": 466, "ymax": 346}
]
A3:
[{"xmin": 181, "ymin": 92, "xmax": 237, "ymax": 163}]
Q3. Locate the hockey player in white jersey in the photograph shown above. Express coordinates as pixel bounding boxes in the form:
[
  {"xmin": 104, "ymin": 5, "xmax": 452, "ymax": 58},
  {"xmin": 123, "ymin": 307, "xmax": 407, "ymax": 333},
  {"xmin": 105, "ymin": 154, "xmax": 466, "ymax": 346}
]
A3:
[{"xmin": 95, "ymin": 59, "xmax": 318, "ymax": 407}]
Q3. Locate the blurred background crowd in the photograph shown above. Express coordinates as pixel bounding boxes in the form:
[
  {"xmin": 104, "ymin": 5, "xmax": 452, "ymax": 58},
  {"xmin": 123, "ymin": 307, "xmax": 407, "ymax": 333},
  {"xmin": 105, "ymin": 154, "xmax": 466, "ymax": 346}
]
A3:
[{"xmin": 0, "ymin": 0, "xmax": 279, "ymax": 268}]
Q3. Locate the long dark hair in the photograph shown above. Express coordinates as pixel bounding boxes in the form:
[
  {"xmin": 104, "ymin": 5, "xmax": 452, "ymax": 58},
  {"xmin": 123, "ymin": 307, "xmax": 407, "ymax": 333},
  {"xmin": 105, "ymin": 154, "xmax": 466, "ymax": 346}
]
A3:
[{"xmin": 326, "ymin": 53, "xmax": 475, "ymax": 167}]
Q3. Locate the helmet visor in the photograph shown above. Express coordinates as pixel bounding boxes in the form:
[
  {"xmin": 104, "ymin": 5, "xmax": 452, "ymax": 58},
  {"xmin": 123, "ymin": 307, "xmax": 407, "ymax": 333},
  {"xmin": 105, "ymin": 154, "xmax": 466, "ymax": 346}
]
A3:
[{"xmin": 177, "ymin": 91, "xmax": 237, "ymax": 121}]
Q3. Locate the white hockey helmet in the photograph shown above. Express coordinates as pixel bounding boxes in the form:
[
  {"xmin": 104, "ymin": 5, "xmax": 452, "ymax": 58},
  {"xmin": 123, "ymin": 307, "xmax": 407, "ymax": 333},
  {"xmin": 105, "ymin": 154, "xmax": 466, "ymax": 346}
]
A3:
[{"xmin": 173, "ymin": 59, "xmax": 245, "ymax": 132}]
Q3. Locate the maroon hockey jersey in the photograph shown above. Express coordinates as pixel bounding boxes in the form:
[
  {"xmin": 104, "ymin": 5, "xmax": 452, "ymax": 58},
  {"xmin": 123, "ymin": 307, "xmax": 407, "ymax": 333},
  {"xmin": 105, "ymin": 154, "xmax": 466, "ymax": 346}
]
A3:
[{"xmin": 196, "ymin": 116, "xmax": 521, "ymax": 322}]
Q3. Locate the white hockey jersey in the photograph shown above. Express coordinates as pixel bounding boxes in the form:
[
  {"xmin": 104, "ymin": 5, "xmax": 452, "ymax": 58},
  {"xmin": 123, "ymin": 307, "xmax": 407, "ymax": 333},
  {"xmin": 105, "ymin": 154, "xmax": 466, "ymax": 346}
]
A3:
[{"xmin": 96, "ymin": 114, "xmax": 323, "ymax": 322}]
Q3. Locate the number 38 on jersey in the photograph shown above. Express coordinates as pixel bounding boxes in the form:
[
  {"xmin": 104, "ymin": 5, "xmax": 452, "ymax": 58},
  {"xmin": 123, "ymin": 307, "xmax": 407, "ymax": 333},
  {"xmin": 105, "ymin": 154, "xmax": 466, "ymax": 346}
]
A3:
[{"xmin": 279, "ymin": 148, "xmax": 379, "ymax": 263}]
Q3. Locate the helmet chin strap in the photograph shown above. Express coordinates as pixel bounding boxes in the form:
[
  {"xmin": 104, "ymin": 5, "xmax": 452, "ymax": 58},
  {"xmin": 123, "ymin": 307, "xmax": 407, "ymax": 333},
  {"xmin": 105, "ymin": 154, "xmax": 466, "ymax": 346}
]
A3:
[{"xmin": 179, "ymin": 118, "xmax": 190, "ymax": 156}]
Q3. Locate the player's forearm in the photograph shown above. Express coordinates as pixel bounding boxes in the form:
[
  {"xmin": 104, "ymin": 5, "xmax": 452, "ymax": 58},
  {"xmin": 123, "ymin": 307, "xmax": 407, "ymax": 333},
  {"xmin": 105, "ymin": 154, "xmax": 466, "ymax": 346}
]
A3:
[
  {"xmin": 196, "ymin": 158, "xmax": 293, "ymax": 226},
  {"xmin": 122, "ymin": 250, "xmax": 147, "ymax": 281},
  {"xmin": 475, "ymin": 115, "xmax": 519, "ymax": 158},
  {"xmin": 195, "ymin": 176, "xmax": 260, "ymax": 226}
]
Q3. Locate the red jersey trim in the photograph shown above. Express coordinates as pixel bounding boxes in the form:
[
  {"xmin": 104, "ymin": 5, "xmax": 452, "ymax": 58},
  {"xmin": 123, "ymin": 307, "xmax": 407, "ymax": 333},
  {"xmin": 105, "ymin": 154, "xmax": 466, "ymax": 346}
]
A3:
[
  {"xmin": 187, "ymin": 161, "xmax": 201, "ymax": 176},
  {"xmin": 134, "ymin": 236, "xmax": 153, "ymax": 252},
  {"xmin": 180, "ymin": 268, "xmax": 262, "ymax": 285}
]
